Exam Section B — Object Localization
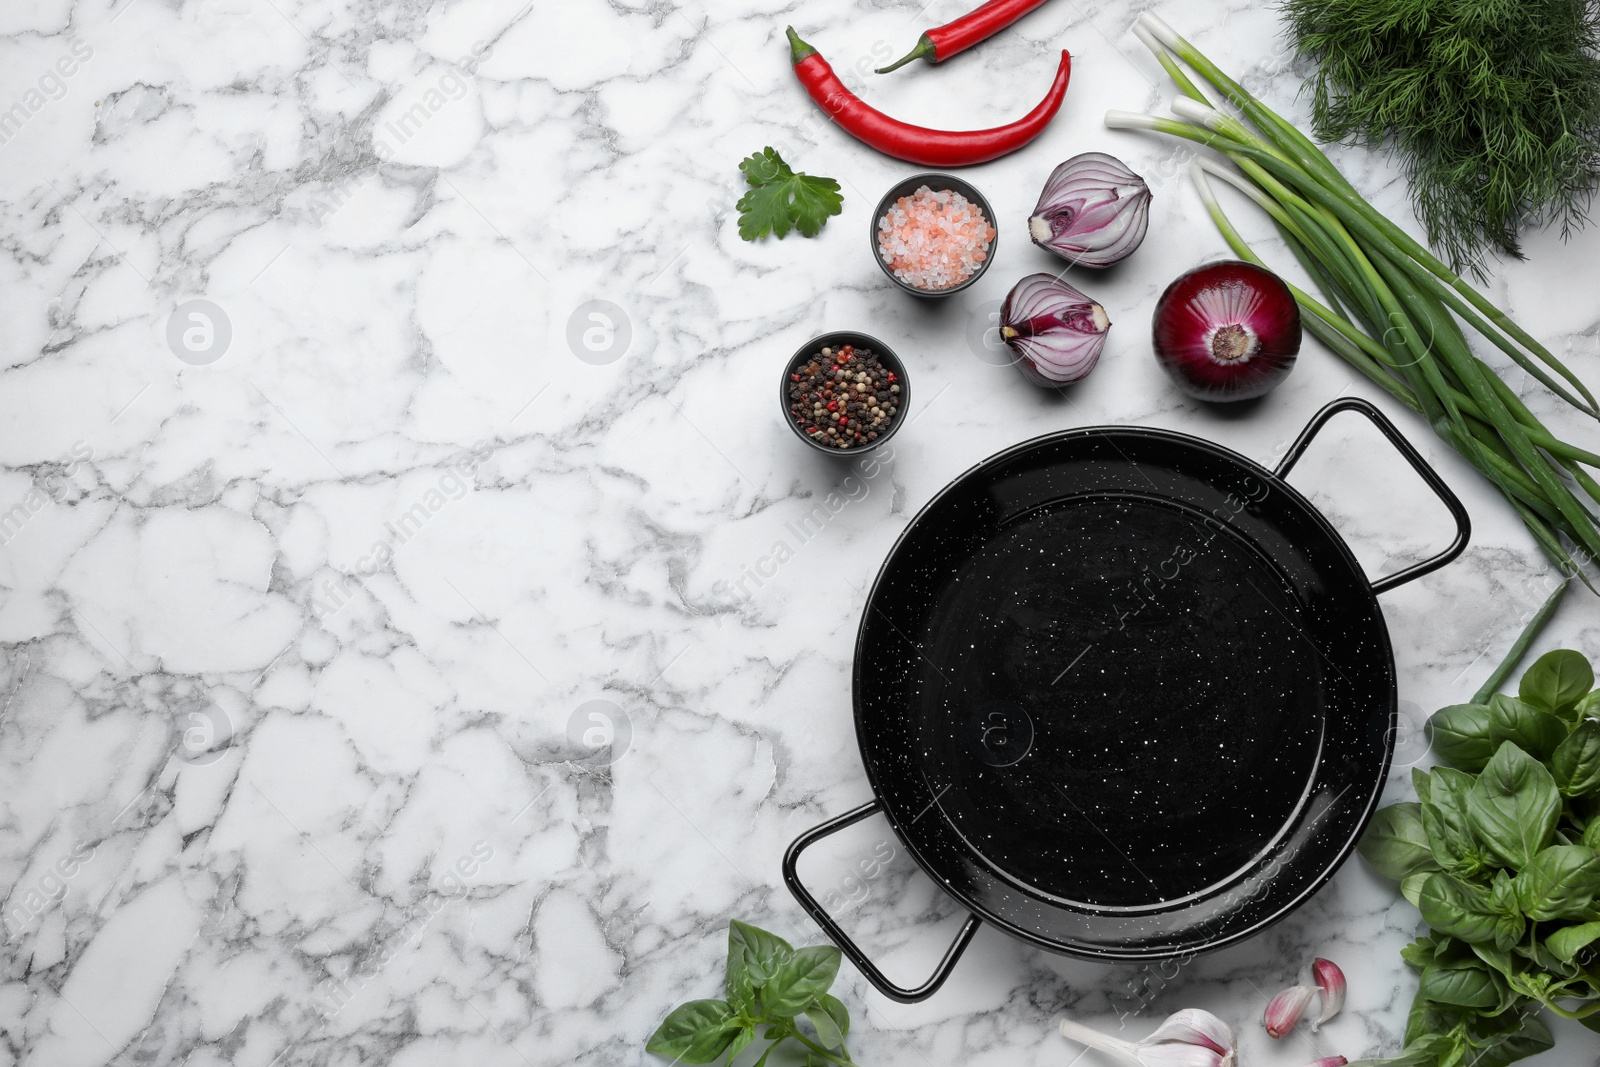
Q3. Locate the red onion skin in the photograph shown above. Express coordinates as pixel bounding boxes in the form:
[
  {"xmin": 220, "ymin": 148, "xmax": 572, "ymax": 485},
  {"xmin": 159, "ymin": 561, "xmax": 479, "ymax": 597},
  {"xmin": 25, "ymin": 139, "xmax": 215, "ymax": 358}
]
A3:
[{"xmin": 1152, "ymin": 260, "xmax": 1300, "ymax": 402}]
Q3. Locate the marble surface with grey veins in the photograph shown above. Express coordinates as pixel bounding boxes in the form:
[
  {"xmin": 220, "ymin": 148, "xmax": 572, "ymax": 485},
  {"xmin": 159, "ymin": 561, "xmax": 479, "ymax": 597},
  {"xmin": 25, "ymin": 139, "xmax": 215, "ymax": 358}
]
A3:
[{"xmin": 2, "ymin": 0, "xmax": 1599, "ymax": 1064}]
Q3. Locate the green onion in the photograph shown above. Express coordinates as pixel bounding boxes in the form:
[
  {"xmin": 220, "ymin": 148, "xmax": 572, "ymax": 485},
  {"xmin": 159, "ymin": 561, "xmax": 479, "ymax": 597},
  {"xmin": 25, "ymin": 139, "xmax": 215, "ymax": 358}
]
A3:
[
  {"xmin": 1470, "ymin": 581, "xmax": 1571, "ymax": 705},
  {"xmin": 1110, "ymin": 16, "xmax": 1600, "ymax": 591}
]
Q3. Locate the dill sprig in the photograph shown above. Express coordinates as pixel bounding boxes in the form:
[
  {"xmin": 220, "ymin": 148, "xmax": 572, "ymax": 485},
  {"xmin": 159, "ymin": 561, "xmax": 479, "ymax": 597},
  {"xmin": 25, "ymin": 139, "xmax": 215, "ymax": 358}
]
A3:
[{"xmin": 1281, "ymin": 0, "xmax": 1600, "ymax": 277}]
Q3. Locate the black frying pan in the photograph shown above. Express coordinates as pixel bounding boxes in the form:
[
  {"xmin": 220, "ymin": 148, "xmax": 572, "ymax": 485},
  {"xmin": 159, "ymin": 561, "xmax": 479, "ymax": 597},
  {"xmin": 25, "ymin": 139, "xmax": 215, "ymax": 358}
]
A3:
[{"xmin": 783, "ymin": 398, "xmax": 1469, "ymax": 1002}]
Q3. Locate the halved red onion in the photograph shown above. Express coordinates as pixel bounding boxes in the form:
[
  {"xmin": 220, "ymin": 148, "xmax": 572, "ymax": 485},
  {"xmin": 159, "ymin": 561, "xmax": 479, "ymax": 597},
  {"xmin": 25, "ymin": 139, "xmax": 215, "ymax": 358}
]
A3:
[
  {"xmin": 1152, "ymin": 260, "xmax": 1300, "ymax": 401},
  {"xmin": 1028, "ymin": 152, "xmax": 1151, "ymax": 268},
  {"xmin": 1000, "ymin": 273, "xmax": 1111, "ymax": 386}
]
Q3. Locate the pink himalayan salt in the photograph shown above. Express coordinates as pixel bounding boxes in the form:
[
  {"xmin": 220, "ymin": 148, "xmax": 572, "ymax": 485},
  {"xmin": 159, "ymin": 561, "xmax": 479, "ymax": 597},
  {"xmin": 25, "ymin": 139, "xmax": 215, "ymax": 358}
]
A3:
[{"xmin": 876, "ymin": 185, "xmax": 996, "ymax": 291}]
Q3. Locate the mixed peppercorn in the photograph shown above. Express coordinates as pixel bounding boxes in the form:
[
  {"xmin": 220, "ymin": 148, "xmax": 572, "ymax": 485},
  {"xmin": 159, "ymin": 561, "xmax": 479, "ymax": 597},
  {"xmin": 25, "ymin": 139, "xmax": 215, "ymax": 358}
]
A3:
[{"xmin": 787, "ymin": 343, "xmax": 901, "ymax": 449}]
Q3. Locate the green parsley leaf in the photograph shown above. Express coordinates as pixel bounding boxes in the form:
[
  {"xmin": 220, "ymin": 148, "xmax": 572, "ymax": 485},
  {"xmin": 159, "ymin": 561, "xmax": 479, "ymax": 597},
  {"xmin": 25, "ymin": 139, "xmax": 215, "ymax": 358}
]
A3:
[
  {"xmin": 740, "ymin": 146, "xmax": 792, "ymax": 187},
  {"xmin": 736, "ymin": 147, "xmax": 842, "ymax": 241}
]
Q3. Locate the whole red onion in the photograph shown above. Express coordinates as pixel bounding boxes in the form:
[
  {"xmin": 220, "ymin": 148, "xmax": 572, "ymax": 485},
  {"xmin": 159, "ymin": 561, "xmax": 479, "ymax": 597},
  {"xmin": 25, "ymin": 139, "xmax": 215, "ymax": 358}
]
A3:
[
  {"xmin": 1152, "ymin": 260, "xmax": 1300, "ymax": 401},
  {"xmin": 1000, "ymin": 273, "xmax": 1111, "ymax": 386}
]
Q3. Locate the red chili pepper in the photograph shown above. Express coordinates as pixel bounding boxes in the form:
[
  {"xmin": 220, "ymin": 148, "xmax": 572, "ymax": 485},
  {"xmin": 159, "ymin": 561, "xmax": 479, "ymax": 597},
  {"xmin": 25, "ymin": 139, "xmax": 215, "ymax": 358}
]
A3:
[
  {"xmin": 787, "ymin": 28, "xmax": 1070, "ymax": 167},
  {"xmin": 878, "ymin": 0, "xmax": 1053, "ymax": 73}
]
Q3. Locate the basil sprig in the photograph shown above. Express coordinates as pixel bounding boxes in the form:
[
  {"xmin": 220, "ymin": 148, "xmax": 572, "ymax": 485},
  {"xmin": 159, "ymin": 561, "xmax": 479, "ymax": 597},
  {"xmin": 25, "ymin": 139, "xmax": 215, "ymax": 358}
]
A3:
[
  {"xmin": 647, "ymin": 920, "xmax": 859, "ymax": 1067},
  {"xmin": 1356, "ymin": 650, "xmax": 1600, "ymax": 1066}
]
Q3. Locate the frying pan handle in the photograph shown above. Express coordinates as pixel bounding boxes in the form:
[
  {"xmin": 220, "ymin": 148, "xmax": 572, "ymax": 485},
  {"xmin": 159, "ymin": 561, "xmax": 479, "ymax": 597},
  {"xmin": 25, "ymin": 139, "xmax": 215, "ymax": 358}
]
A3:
[
  {"xmin": 1274, "ymin": 396, "xmax": 1470, "ymax": 595},
  {"xmin": 782, "ymin": 799, "xmax": 982, "ymax": 1004}
]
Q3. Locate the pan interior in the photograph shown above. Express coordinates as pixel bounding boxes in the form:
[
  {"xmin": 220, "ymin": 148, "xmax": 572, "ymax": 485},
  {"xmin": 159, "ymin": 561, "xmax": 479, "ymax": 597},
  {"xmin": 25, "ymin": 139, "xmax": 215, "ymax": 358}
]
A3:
[{"xmin": 917, "ymin": 493, "xmax": 1325, "ymax": 909}]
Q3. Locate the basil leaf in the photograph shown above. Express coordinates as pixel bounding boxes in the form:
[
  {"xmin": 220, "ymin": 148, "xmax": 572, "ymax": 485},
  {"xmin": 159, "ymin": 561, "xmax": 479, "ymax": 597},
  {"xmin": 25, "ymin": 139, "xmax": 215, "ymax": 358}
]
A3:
[
  {"xmin": 1359, "ymin": 802, "xmax": 1439, "ymax": 880},
  {"xmin": 1487, "ymin": 870, "xmax": 1528, "ymax": 951},
  {"xmin": 725, "ymin": 925, "xmax": 758, "ymax": 1014},
  {"xmin": 1401, "ymin": 869, "xmax": 1434, "ymax": 907},
  {"xmin": 1413, "ymin": 765, "xmax": 1433, "ymax": 805},
  {"xmin": 1494, "ymin": 911, "xmax": 1526, "ymax": 953},
  {"xmin": 1466, "ymin": 743, "xmax": 1560, "ymax": 869},
  {"xmin": 729, "ymin": 920, "xmax": 794, "ymax": 986},
  {"xmin": 817, "ymin": 993, "xmax": 850, "ymax": 1038},
  {"xmin": 1466, "ymin": 1012, "xmax": 1553, "ymax": 1067},
  {"xmin": 1488, "ymin": 868, "xmax": 1517, "ymax": 910},
  {"xmin": 1402, "ymin": 992, "xmax": 1436, "ymax": 1046},
  {"xmin": 646, "ymin": 1000, "xmax": 741, "ymax": 1064},
  {"xmin": 726, "ymin": 1026, "xmax": 756, "ymax": 1063},
  {"xmin": 1513, "ymin": 844, "xmax": 1600, "ymax": 919},
  {"xmin": 1418, "ymin": 959, "xmax": 1503, "ymax": 1008},
  {"xmin": 727, "ymin": 962, "xmax": 756, "ymax": 1016},
  {"xmin": 1575, "ymin": 690, "xmax": 1600, "ymax": 722},
  {"xmin": 1485, "ymin": 694, "xmax": 1566, "ymax": 762},
  {"xmin": 1584, "ymin": 816, "xmax": 1600, "ymax": 851},
  {"xmin": 1553, "ymin": 719, "xmax": 1600, "ymax": 797},
  {"xmin": 806, "ymin": 1004, "xmax": 843, "ymax": 1049},
  {"xmin": 1545, "ymin": 919, "xmax": 1600, "ymax": 961},
  {"xmin": 1419, "ymin": 873, "xmax": 1502, "ymax": 944},
  {"xmin": 1519, "ymin": 649, "xmax": 1593, "ymax": 715},
  {"xmin": 762, "ymin": 946, "xmax": 842, "ymax": 1017},
  {"xmin": 1422, "ymin": 767, "xmax": 1481, "ymax": 874},
  {"xmin": 1382, "ymin": 1026, "xmax": 1462, "ymax": 1065},
  {"xmin": 1430, "ymin": 699, "xmax": 1566, "ymax": 771},
  {"xmin": 1469, "ymin": 941, "xmax": 1518, "ymax": 980},
  {"xmin": 1429, "ymin": 703, "xmax": 1498, "ymax": 771}
]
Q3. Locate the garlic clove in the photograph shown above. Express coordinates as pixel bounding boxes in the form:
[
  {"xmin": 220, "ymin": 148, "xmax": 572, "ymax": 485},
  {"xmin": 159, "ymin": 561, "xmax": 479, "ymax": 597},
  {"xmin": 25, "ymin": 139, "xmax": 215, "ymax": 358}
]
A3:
[
  {"xmin": 1264, "ymin": 984, "xmax": 1317, "ymax": 1039},
  {"xmin": 1305, "ymin": 1058, "xmax": 1349, "ymax": 1067},
  {"xmin": 1311, "ymin": 957, "xmax": 1346, "ymax": 1031}
]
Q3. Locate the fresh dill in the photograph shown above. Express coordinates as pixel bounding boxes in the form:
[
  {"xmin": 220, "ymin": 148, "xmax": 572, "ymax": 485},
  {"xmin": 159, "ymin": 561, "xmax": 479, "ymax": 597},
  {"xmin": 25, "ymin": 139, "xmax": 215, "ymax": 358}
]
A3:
[{"xmin": 1282, "ymin": 0, "xmax": 1600, "ymax": 276}]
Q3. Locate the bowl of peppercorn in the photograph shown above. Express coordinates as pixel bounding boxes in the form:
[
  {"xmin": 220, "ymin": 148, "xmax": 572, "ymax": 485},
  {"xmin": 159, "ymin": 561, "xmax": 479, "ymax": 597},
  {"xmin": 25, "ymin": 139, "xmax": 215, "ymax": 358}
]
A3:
[{"xmin": 782, "ymin": 331, "xmax": 908, "ymax": 454}]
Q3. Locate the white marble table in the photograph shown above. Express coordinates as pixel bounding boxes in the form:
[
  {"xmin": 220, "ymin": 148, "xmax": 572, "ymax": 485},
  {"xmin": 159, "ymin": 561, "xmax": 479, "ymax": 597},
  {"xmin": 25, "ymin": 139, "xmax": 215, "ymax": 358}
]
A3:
[{"xmin": 2, "ymin": 0, "xmax": 1598, "ymax": 1065}]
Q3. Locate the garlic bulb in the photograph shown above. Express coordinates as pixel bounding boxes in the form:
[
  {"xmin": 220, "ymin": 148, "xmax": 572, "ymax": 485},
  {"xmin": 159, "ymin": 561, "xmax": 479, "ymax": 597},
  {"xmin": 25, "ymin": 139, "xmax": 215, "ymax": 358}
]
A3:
[{"xmin": 1059, "ymin": 1008, "xmax": 1238, "ymax": 1067}]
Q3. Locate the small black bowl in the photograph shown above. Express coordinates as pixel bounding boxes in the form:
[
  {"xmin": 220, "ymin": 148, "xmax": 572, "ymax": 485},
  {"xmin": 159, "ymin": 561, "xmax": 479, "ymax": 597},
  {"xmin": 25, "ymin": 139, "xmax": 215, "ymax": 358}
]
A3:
[
  {"xmin": 870, "ymin": 173, "xmax": 998, "ymax": 298},
  {"xmin": 781, "ymin": 332, "xmax": 909, "ymax": 455}
]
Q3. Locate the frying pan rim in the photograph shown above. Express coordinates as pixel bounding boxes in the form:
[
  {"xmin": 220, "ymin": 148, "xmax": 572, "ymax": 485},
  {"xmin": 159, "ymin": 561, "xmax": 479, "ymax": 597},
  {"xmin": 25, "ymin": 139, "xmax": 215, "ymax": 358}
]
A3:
[{"xmin": 850, "ymin": 422, "xmax": 1397, "ymax": 960}]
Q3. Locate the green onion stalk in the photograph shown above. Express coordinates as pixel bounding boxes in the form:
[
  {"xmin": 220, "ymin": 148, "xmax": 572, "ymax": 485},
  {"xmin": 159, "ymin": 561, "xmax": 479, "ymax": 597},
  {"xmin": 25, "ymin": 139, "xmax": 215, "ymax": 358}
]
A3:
[{"xmin": 1111, "ymin": 14, "xmax": 1600, "ymax": 594}]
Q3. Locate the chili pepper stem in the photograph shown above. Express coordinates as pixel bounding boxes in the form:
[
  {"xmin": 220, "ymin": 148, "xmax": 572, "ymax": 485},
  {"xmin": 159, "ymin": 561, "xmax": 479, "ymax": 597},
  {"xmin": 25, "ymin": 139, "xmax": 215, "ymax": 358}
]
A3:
[
  {"xmin": 876, "ymin": 33, "xmax": 935, "ymax": 73},
  {"xmin": 786, "ymin": 26, "xmax": 817, "ymax": 63}
]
